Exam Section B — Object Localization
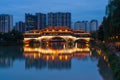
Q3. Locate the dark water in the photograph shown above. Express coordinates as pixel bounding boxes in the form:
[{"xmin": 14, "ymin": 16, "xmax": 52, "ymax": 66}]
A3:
[{"xmin": 0, "ymin": 45, "xmax": 113, "ymax": 80}]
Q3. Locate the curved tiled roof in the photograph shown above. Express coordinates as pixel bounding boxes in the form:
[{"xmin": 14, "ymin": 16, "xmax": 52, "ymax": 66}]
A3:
[
  {"xmin": 41, "ymin": 26, "xmax": 72, "ymax": 31},
  {"xmin": 39, "ymin": 26, "xmax": 85, "ymax": 33},
  {"xmin": 24, "ymin": 26, "xmax": 91, "ymax": 40}
]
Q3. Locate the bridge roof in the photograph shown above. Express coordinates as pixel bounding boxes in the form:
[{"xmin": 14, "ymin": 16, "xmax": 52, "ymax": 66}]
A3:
[
  {"xmin": 42, "ymin": 26, "xmax": 72, "ymax": 31},
  {"xmin": 24, "ymin": 26, "xmax": 91, "ymax": 37},
  {"xmin": 29, "ymin": 26, "xmax": 86, "ymax": 33}
]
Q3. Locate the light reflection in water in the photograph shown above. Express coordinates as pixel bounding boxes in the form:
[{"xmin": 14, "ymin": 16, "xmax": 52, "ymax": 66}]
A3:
[
  {"xmin": 96, "ymin": 48, "xmax": 110, "ymax": 67},
  {"xmin": 0, "ymin": 43, "xmax": 113, "ymax": 80},
  {"xmin": 24, "ymin": 43, "xmax": 91, "ymax": 60},
  {"xmin": 23, "ymin": 42, "xmax": 91, "ymax": 69}
]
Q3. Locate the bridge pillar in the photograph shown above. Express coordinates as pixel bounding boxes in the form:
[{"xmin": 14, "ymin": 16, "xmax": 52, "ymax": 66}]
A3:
[
  {"xmin": 63, "ymin": 44, "xmax": 66, "ymax": 49},
  {"xmin": 75, "ymin": 43, "xmax": 78, "ymax": 48}
]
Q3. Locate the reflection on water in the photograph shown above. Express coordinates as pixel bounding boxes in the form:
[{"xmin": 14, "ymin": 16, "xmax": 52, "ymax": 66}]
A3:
[
  {"xmin": 24, "ymin": 42, "xmax": 91, "ymax": 69},
  {"xmin": 0, "ymin": 46, "xmax": 23, "ymax": 68},
  {"xmin": 25, "ymin": 58, "xmax": 71, "ymax": 69},
  {"xmin": 0, "ymin": 42, "xmax": 113, "ymax": 80},
  {"xmin": 0, "ymin": 58, "xmax": 13, "ymax": 68}
]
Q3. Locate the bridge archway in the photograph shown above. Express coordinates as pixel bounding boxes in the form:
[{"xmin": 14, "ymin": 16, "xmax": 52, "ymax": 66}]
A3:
[
  {"xmin": 26, "ymin": 39, "xmax": 40, "ymax": 48},
  {"xmin": 48, "ymin": 37, "xmax": 67, "ymax": 42},
  {"xmin": 67, "ymin": 38, "xmax": 74, "ymax": 48},
  {"xmin": 74, "ymin": 39, "xmax": 89, "ymax": 48},
  {"xmin": 48, "ymin": 37, "xmax": 67, "ymax": 50},
  {"xmin": 25, "ymin": 39, "xmax": 37, "ymax": 44}
]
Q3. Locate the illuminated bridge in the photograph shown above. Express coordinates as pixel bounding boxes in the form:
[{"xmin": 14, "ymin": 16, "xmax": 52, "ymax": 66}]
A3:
[{"xmin": 24, "ymin": 26, "xmax": 91, "ymax": 48}]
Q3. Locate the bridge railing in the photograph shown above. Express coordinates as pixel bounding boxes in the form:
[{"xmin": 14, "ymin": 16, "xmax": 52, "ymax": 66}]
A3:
[{"xmin": 24, "ymin": 33, "xmax": 91, "ymax": 38}]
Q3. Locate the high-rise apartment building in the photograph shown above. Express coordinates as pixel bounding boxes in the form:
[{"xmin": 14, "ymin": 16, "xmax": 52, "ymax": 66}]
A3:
[
  {"xmin": 25, "ymin": 13, "xmax": 36, "ymax": 31},
  {"xmin": 48, "ymin": 12, "xmax": 71, "ymax": 28},
  {"xmin": 25, "ymin": 13, "xmax": 46, "ymax": 31},
  {"xmin": 15, "ymin": 21, "xmax": 25, "ymax": 33},
  {"xmin": 74, "ymin": 21, "xmax": 81, "ymax": 30},
  {"xmin": 0, "ymin": 14, "xmax": 13, "ymax": 33},
  {"xmin": 90, "ymin": 20, "xmax": 98, "ymax": 32},
  {"xmin": 36, "ymin": 13, "xmax": 46, "ymax": 29},
  {"xmin": 74, "ymin": 21, "xmax": 88, "ymax": 32}
]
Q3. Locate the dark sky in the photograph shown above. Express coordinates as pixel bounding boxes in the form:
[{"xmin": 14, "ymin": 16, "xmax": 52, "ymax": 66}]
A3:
[{"xmin": 0, "ymin": 0, "xmax": 108, "ymax": 24}]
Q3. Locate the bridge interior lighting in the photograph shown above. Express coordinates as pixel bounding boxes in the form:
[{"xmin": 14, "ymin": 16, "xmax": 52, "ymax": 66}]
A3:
[
  {"xmin": 65, "ymin": 30, "xmax": 68, "ymax": 32},
  {"xmin": 52, "ymin": 29, "xmax": 55, "ymax": 32},
  {"xmin": 52, "ymin": 56, "xmax": 55, "ymax": 60},
  {"xmin": 46, "ymin": 56, "xmax": 49, "ymax": 60},
  {"xmin": 65, "ymin": 55, "xmax": 68, "ymax": 60},
  {"xmin": 59, "ymin": 30, "xmax": 62, "ymax": 32},
  {"xmin": 59, "ymin": 56, "xmax": 62, "ymax": 60}
]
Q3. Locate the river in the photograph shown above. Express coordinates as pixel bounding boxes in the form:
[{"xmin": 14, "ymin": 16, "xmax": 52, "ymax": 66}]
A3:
[{"xmin": 0, "ymin": 43, "xmax": 113, "ymax": 80}]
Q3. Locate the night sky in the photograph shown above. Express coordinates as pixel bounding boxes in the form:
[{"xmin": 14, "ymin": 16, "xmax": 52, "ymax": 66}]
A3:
[{"xmin": 0, "ymin": 0, "xmax": 108, "ymax": 24}]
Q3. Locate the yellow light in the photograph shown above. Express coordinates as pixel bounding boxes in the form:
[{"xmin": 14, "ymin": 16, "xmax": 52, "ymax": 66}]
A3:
[
  {"xmin": 25, "ymin": 44, "xmax": 29, "ymax": 47},
  {"xmin": 46, "ymin": 42, "xmax": 49, "ymax": 47},
  {"xmin": 52, "ymin": 29, "xmax": 55, "ymax": 32},
  {"xmin": 65, "ymin": 55, "xmax": 68, "ymax": 60},
  {"xmin": 52, "ymin": 56, "xmax": 55, "ymax": 60},
  {"xmin": 104, "ymin": 56, "xmax": 106, "ymax": 60},
  {"xmin": 46, "ymin": 55, "xmax": 49, "ymax": 60},
  {"xmin": 59, "ymin": 30, "xmax": 62, "ymax": 32},
  {"xmin": 59, "ymin": 55, "xmax": 62, "ymax": 60},
  {"xmin": 38, "ymin": 53, "xmax": 41, "ymax": 57},
  {"xmin": 34, "ymin": 53, "xmax": 36, "ymax": 59},
  {"xmin": 86, "ymin": 44, "xmax": 89, "ymax": 47},
  {"xmin": 97, "ymin": 49, "xmax": 101, "ymax": 55},
  {"xmin": 65, "ymin": 30, "xmax": 68, "ymax": 32}
]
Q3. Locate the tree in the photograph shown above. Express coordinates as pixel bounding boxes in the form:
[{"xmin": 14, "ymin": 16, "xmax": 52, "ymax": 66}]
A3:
[
  {"xmin": 97, "ymin": 24, "xmax": 104, "ymax": 41},
  {"xmin": 1, "ymin": 30, "xmax": 23, "ymax": 42}
]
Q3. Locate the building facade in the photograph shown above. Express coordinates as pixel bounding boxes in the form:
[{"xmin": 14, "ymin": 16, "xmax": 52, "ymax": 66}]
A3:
[
  {"xmin": 36, "ymin": 13, "xmax": 46, "ymax": 29},
  {"xmin": 25, "ymin": 13, "xmax": 36, "ymax": 31},
  {"xmin": 90, "ymin": 20, "xmax": 98, "ymax": 32},
  {"xmin": 48, "ymin": 12, "xmax": 71, "ymax": 28},
  {"xmin": 0, "ymin": 14, "xmax": 13, "ymax": 33},
  {"xmin": 74, "ymin": 21, "xmax": 89, "ymax": 32},
  {"xmin": 15, "ymin": 21, "xmax": 25, "ymax": 33},
  {"xmin": 25, "ymin": 13, "xmax": 46, "ymax": 31}
]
